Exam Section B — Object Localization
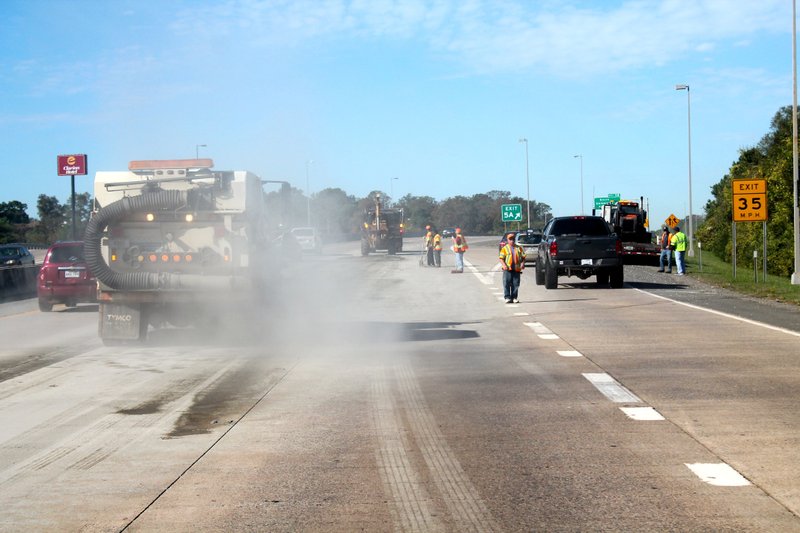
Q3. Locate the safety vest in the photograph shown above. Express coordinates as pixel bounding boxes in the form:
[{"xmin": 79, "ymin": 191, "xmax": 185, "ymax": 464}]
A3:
[
  {"xmin": 453, "ymin": 234, "xmax": 468, "ymax": 253},
  {"xmin": 499, "ymin": 244, "xmax": 525, "ymax": 272},
  {"xmin": 433, "ymin": 234, "xmax": 442, "ymax": 251},
  {"xmin": 660, "ymin": 230, "xmax": 671, "ymax": 250},
  {"xmin": 670, "ymin": 231, "xmax": 687, "ymax": 252},
  {"xmin": 424, "ymin": 231, "xmax": 432, "ymax": 248}
]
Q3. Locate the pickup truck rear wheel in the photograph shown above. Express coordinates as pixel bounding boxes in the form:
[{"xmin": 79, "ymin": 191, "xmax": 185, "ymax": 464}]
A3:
[
  {"xmin": 596, "ymin": 272, "xmax": 609, "ymax": 285},
  {"xmin": 610, "ymin": 265, "xmax": 624, "ymax": 288},
  {"xmin": 535, "ymin": 263, "xmax": 545, "ymax": 285},
  {"xmin": 544, "ymin": 263, "xmax": 557, "ymax": 289}
]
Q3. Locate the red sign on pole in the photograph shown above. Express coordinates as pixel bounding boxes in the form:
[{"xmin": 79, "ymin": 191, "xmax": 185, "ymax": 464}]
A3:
[{"xmin": 57, "ymin": 154, "xmax": 88, "ymax": 176}]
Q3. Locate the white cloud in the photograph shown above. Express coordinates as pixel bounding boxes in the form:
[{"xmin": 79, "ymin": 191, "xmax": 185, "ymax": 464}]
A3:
[{"xmin": 165, "ymin": 0, "xmax": 788, "ymax": 78}]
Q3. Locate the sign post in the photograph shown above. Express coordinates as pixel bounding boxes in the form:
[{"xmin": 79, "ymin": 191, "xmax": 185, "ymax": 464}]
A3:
[
  {"xmin": 57, "ymin": 154, "xmax": 88, "ymax": 240},
  {"xmin": 731, "ymin": 178, "xmax": 768, "ymax": 281}
]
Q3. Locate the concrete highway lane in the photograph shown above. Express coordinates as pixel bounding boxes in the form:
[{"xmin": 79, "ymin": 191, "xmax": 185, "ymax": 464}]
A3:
[{"xmin": 0, "ymin": 237, "xmax": 798, "ymax": 531}]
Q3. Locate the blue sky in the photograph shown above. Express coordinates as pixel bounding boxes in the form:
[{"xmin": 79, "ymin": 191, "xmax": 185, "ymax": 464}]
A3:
[{"xmin": 0, "ymin": 0, "xmax": 792, "ymax": 229}]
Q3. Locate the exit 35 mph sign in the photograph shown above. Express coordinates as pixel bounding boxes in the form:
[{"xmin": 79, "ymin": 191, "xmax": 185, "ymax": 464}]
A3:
[{"xmin": 732, "ymin": 179, "xmax": 767, "ymax": 222}]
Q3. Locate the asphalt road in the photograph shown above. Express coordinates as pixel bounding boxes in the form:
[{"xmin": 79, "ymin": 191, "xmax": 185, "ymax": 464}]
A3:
[{"xmin": 0, "ymin": 237, "xmax": 798, "ymax": 532}]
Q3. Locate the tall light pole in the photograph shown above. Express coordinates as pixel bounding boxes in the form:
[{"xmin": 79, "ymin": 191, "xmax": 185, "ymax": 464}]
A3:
[
  {"xmin": 675, "ymin": 84, "xmax": 695, "ymax": 257},
  {"xmin": 519, "ymin": 138, "xmax": 531, "ymax": 227},
  {"xmin": 792, "ymin": 0, "xmax": 800, "ymax": 284},
  {"xmin": 306, "ymin": 160, "xmax": 313, "ymax": 227},
  {"xmin": 195, "ymin": 144, "xmax": 207, "ymax": 159},
  {"xmin": 574, "ymin": 154, "xmax": 584, "ymax": 215}
]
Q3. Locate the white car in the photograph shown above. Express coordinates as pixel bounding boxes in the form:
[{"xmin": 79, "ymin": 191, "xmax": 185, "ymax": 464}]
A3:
[{"xmin": 290, "ymin": 227, "xmax": 322, "ymax": 252}]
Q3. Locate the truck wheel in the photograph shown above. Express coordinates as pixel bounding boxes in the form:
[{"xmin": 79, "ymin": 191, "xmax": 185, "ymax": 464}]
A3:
[
  {"xmin": 387, "ymin": 242, "xmax": 397, "ymax": 255},
  {"xmin": 535, "ymin": 263, "xmax": 545, "ymax": 285},
  {"xmin": 544, "ymin": 264, "xmax": 558, "ymax": 289},
  {"xmin": 361, "ymin": 240, "xmax": 370, "ymax": 256},
  {"xmin": 610, "ymin": 266, "xmax": 624, "ymax": 288},
  {"xmin": 596, "ymin": 272, "xmax": 609, "ymax": 285},
  {"xmin": 38, "ymin": 298, "xmax": 53, "ymax": 312}
]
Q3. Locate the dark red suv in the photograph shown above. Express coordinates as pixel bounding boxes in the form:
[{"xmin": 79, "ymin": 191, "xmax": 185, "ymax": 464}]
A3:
[{"xmin": 37, "ymin": 241, "xmax": 96, "ymax": 311}]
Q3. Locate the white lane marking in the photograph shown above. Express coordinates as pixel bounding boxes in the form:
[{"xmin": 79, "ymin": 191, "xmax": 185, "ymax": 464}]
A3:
[
  {"xmin": 637, "ymin": 288, "xmax": 800, "ymax": 338},
  {"xmin": 582, "ymin": 373, "xmax": 642, "ymax": 403},
  {"xmin": 556, "ymin": 350, "xmax": 583, "ymax": 358},
  {"xmin": 524, "ymin": 322, "xmax": 551, "ymax": 334},
  {"xmin": 539, "ymin": 334, "xmax": 559, "ymax": 339},
  {"xmin": 620, "ymin": 406, "xmax": 664, "ymax": 421},
  {"xmin": 465, "ymin": 259, "xmax": 493, "ymax": 285},
  {"xmin": 513, "ymin": 312, "xmax": 529, "ymax": 316},
  {"xmin": 492, "ymin": 292, "xmax": 504, "ymax": 296},
  {"xmin": 686, "ymin": 463, "xmax": 751, "ymax": 486}
]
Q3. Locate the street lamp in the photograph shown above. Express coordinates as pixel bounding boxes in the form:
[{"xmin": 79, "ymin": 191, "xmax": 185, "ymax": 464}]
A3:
[
  {"xmin": 792, "ymin": 0, "xmax": 800, "ymax": 284},
  {"xmin": 518, "ymin": 138, "xmax": 531, "ymax": 227},
  {"xmin": 306, "ymin": 160, "xmax": 313, "ymax": 227},
  {"xmin": 195, "ymin": 144, "xmax": 207, "ymax": 159},
  {"xmin": 574, "ymin": 155, "xmax": 584, "ymax": 215},
  {"xmin": 675, "ymin": 84, "xmax": 695, "ymax": 257}
]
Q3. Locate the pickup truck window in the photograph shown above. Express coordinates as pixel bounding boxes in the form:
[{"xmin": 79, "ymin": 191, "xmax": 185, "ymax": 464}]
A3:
[{"xmin": 549, "ymin": 218, "xmax": 610, "ymax": 237}]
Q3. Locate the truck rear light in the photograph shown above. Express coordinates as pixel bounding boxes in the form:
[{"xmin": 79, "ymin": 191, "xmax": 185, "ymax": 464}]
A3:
[
  {"xmin": 185, "ymin": 214, "xmax": 194, "ymax": 222},
  {"xmin": 161, "ymin": 254, "xmax": 170, "ymax": 262},
  {"xmin": 111, "ymin": 250, "xmax": 118, "ymax": 262},
  {"xmin": 549, "ymin": 241, "xmax": 558, "ymax": 257},
  {"xmin": 172, "ymin": 254, "xmax": 181, "ymax": 262},
  {"xmin": 616, "ymin": 239, "xmax": 623, "ymax": 254},
  {"xmin": 185, "ymin": 254, "xmax": 194, "ymax": 263},
  {"xmin": 148, "ymin": 254, "xmax": 158, "ymax": 262},
  {"xmin": 146, "ymin": 213, "xmax": 155, "ymax": 222}
]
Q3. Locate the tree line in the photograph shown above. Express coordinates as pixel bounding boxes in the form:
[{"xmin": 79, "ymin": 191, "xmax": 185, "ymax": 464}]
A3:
[
  {"xmin": 4, "ymin": 104, "xmax": 796, "ymax": 273},
  {"xmin": 1, "ymin": 186, "xmax": 551, "ymax": 247}
]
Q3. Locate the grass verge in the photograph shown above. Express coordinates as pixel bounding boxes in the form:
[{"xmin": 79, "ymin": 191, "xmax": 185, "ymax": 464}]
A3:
[{"xmin": 687, "ymin": 250, "xmax": 800, "ymax": 306}]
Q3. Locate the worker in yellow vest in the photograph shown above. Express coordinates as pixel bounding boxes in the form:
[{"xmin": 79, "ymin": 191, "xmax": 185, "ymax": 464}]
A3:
[
  {"xmin": 423, "ymin": 225, "xmax": 435, "ymax": 266},
  {"xmin": 499, "ymin": 232, "xmax": 526, "ymax": 303},
  {"xmin": 432, "ymin": 229, "xmax": 442, "ymax": 267}
]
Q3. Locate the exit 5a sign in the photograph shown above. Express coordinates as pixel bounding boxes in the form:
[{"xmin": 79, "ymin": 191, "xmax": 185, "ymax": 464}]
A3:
[
  {"xmin": 501, "ymin": 204, "xmax": 522, "ymax": 222},
  {"xmin": 732, "ymin": 179, "xmax": 767, "ymax": 222}
]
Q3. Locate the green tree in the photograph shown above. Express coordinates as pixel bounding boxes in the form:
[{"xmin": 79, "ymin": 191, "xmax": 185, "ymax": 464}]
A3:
[
  {"xmin": 697, "ymin": 106, "xmax": 795, "ymax": 276},
  {"xmin": 0, "ymin": 201, "xmax": 31, "ymax": 224}
]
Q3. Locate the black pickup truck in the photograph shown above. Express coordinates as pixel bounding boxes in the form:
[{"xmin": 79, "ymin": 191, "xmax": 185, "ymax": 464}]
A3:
[{"xmin": 535, "ymin": 215, "xmax": 624, "ymax": 289}]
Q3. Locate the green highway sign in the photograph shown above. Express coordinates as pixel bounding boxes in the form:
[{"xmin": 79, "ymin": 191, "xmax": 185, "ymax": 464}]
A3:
[
  {"xmin": 501, "ymin": 203, "xmax": 522, "ymax": 222},
  {"xmin": 594, "ymin": 194, "xmax": 621, "ymax": 209}
]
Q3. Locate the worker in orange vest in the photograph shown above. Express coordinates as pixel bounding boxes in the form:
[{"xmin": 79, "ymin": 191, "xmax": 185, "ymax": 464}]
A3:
[
  {"xmin": 424, "ymin": 225, "xmax": 435, "ymax": 266},
  {"xmin": 451, "ymin": 228, "xmax": 469, "ymax": 273}
]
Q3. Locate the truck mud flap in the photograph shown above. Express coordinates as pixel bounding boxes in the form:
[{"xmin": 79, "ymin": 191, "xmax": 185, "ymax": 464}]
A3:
[{"xmin": 99, "ymin": 303, "xmax": 144, "ymax": 341}]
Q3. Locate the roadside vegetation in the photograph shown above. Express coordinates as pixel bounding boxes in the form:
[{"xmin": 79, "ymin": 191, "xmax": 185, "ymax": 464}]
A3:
[{"xmin": 687, "ymin": 249, "xmax": 800, "ymax": 307}]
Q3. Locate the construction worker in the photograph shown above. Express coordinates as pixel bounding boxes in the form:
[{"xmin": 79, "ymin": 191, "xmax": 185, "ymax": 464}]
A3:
[
  {"xmin": 451, "ymin": 228, "xmax": 468, "ymax": 273},
  {"xmin": 657, "ymin": 225, "xmax": 672, "ymax": 273},
  {"xmin": 670, "ymin": 226, "xmax": 688, "ymax": 275},
  {"xmin": 499, "ymin": 232, "xmax": 526, "ymax": 303},
  {"xmin": 424, "ymin": 225, "xmax": 435, "ymax": 266},
  {"xmin": 432, "ymin": 229, "xmax": 443, "ymax": 267}
]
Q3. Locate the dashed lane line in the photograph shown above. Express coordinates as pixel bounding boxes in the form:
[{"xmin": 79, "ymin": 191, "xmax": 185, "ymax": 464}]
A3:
[
  {"xmin": 685, "ymin": 463, "xmax": 751, "ymax": 487},
  {"xmin": 582, "ymin": 373, "xmax": 642, "ymax": 403}
]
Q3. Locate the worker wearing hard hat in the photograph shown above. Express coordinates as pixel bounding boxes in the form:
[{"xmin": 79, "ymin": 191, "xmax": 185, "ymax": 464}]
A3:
[
  {"xmin": 499, "ymin": 232, "xmax": 526, "ymax": 303},
  {"xmin": 451, "ymin": 228, "xmax": 469, "ymax": 273},
  {"xmin": 423, "ymin": 225, "xmax": 435, "ymax": 266},
  {"xmin": 432, "ymin": 229, "xmax": 443, "ymax": 267}
]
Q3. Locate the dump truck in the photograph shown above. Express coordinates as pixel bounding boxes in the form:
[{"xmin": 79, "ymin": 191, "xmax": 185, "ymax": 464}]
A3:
[
  {"xmin": 84, "ymin": 158, "xmax": 273, "ymax": 344},
  {"xmin": 597, "ymin": 198, "xmax": 659, "ymax": 265},
  {"xmin": 360, "ymin": 194, "xmax": 404, "ymax": 255}
]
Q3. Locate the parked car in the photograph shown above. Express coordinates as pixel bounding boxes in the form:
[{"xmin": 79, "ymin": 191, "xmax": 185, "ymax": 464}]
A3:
[
  {"xmin": 0, "ymin": 244, "xmax": 35, "ymax": 266},
  {"xmin": 441, "ymin": 228, "xmax": 455, "ymax": 239},
  {"xmin": 515, "ymin": 230, "xmax": 543, "ymax": 265},
  {"xmin": 37, "ymin": 241, "xmax": 96, "ymax": 311},
  {"xmin": 290, "ymin": 227, "xmax": 322, "ymax": 252}
]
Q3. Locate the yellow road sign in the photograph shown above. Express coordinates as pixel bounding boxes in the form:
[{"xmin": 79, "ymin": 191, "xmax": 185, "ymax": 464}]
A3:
[
  {"xmin": 732, "ymin": 179, "xmax": 767, "ymax": 222},
  {"xmin": 665, "ymin": 214, "xmax": 680, "ymax": 228}
]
